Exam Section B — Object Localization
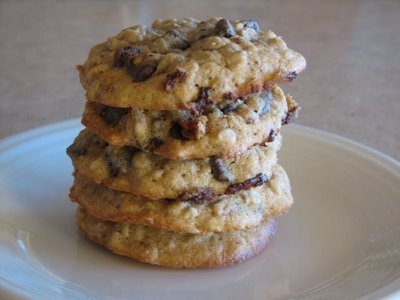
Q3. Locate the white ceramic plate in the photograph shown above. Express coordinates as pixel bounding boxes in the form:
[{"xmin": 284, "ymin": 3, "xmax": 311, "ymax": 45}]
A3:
[{"xmin": 0, "ymin": 120, "xmax": 399, "ymax": 300}]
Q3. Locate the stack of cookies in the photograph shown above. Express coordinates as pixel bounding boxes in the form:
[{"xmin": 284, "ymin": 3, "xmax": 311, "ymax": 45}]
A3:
[{"xmin": 67, "ymin": 18, "xmax": 306, "ymax": 268}]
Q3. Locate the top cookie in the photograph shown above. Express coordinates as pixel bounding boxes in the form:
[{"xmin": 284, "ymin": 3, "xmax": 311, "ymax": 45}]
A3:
[{"xmin": 78, "ymin": 17, "xmax": 306, "ymax": 110}]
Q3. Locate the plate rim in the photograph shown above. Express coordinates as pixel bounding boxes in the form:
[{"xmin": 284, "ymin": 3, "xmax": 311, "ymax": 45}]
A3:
[{"xmin": 0, "ymin": 119, "xmax": 399, "ymax": 299}]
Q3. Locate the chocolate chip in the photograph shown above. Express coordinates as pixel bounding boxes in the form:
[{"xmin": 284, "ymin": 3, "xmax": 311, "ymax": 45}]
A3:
[
  {"xmin": 176, "ymin": 117, "xmax": 206, "ymax": 140},
  {"xmin": 114, "ymin": 46, "xmax": 141, "ymax": 68},
  {"xmin": 100, "ymin": 106, "xmax": 129, "ymax": 126},
  {"xmin": 225, "ymin": 173, "xmax": 268, "ymax": 194},
  {"xmin": 144, "ymin": 137, "xmax": 164, "ymax": 151},
  {"xmin": 177, "ymin": 188, "xmax": 217, "ymax": 205},
  {"xmin": 127, "ymin": 60, "xmax": 158, "ymax": 82},
  {"xmin": 169, "ymin": 123, "xmax": 188, "ymax": 141},
  {"xmin": 218, "ymin": 99, "xmax": 243, "ymax": 113},
  {"xmin": 240, "ymin": 19, "xmax": 260, "ymax": 32},
  {"xmin": 266, "ymin": 129, "xmax": 276, "ymax": 143},
  {"xmin": 223, "ymin": 92, "xmax": 235, "ymax": 100},
  {"xmin": 286, "ymin": 71, "xmax": 297, "ymax": 82},
  {"xmin": 210, "ymin": 157, "xmax": 233, "ymax": 182},
  {"xmin": 66, "ymin": 142, "xmax": 87, "ymax": 157},
  {"xmin": 282, "ymin": 105, "xmax": 300, "ymax": 125},
  {"xmin": 161, "ymin": 198, "xmax": 175, "ymax": 204},
  {"xmin": 66, "ymin": 131, "xmax": 96, "ymax": 158},
  {"xmin": 163, "ymin": 30, "xmax": 190, "ymax": 50},
  {"xmin": 214, "ymin": 19, "xmax": 236, "ymax": 38},
  {"xmin": 104, "ymin": 146, "xmax": 135, "ymax": 177},
  {"xmin": 164, "ymin": 69, "xmax": 187, "ymax": 92},
  {"xmin": 192, "ymin": 87, "xmax": 213, "ymax": 116}
]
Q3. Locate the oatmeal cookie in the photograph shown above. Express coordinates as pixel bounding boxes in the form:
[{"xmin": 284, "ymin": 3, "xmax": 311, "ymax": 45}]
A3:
[
  {"xmin": 78, "ymin": 18, "xmax": 306, "ymax": 110},
  {"xmin": 82, "ymin": 86, "xmax": 296, "ymax": 160},
  {"xmin": 77, "ymin": 208, "xmax": 276, "ymax": 268},
  {"xmin": 70, "ymin": 165, "xmax": 292, "ymax": 233},
  {"xmin": 67, "ymin": 129, "xmax": 279, "ymax": 200}
]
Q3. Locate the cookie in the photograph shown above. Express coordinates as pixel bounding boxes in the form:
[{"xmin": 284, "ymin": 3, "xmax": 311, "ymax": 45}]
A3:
[
  {"xmin": 70, "ymin": 164, "xmax": 292, "ymax": 233},
  {"xmin": 67, "ymin": 130, "xmax": 279, "ymax": 200},
  {"xmin": 82, "ymin": 86, "xmax": 296, "ymax": 160},
  {"xmin": 76, "ymin": 208, "xmax": 276, "ymax": 268},
  {"xmin": 77, "ymin": 18, "xmax": 306, "ymax": 110}
]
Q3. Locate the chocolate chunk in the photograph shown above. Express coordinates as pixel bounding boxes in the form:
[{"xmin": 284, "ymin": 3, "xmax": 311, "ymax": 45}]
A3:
[
  {"xmin": 282, "ymin": 105, "xmax": 300, "ymax": 125},
  {"xmin": 266, "ymin": 129, "xmax": 276, "ymax": 143},
  {"xmin": 104, "ymin": 146, "xmax": 135, "ymax": 177},
  {"xmin": 161, "ymin": 198, "xmax": 175, "ymax": 205},
  {"xmin": 164, "ymin": 69, "xmax": 187, "ymax": 92},
  {"xmin": 177, "ymin": 117, "xmax": 206, "ymax": 140},
  {"xmin": 177, "ymin": 188, "xmax": 217, "ymax": 205},
  {"xmin": 192, "ymin": 87, "xmax": 213, "ymax": 116},
  {"xmin": 240, "ymin": 19, "xmax": 260, "ymax": 32},
  {"xmin": 222, "ymin": 92, "xmax": 235, "ymax": 100},
  {"xmin": 66, "ymin": 131, "xmax": 97, "ymax": 158},
  {"xmin": 286, "ymin": 71, "xmax": 297, "ymax": 82},
  {"xmin": 163, "ymin": 30, "xmax": 190, "ymax": 50},
  {"xmin": 114, "ymin": 46, "xmax": 141, "ymax": 68},
  {"xmin": 225, "ymin": 173, "xmax": 268, "ymax": 194},
  {"xmin": 169, "ymin": 123, "xmax": 188, "ymax": 141},
  {"xmin": 144, "ymin": 137, "xmax": 164, "ymax": 151},
  {"xmin": 218, "ymin": 98, "xmax": 243, "ymax": 113},
  {"xmin": 127, "ymin": 60, "xmax": 158, "ymax": 82},
  {"xmin": 100, "ymin": 106, "xmax": 129, "ymax": 126},
  {"xmin": 66, "ymin": 142, "xmax": 87, "ymax": 157},
  {"xmin": 214, "ymin": 19, "xmax": 236, "ymax": 38},
  {"xmin": 210, "ymin": 157, "xmax": 233, "ymax": 182}
]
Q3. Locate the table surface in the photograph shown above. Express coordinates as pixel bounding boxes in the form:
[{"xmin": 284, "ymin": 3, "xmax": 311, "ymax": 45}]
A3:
[{"xmin": 0, "ymin": 0, "xmax": 399, "ymax": 160}]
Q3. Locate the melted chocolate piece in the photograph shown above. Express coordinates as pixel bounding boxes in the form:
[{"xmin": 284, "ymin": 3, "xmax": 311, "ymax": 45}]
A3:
[
  {"xmin": 66, "ymin": 142, "xmax": 87, "ymax": 157},
  {"xmin": 104, "ymin": 146, "xmax": 135, "ymax": 177},
  {"xmin": 66, "ymin": 131, "xmax": 98, "ymax": 158},
  {"xmin": 282, "ymin": 105, "xmax": 300, "ymax": 125},
  {"xmin": 286, "ymin": 71, "xmax": 297, "ymax": 82},
  {"xmin": 164, "ymin": 69, "xmax": 187, "ymax": 92},
  {"xmin": 266, "ymin": 129, "xmax": 276, "ymax": 143},
  {"xmin": 161, "ymin": 198, "xmax": 175, "ymax": 205},
  {"xmin": 100, "ymin": 106, "xmax": 129, "ymax": 126},
  {"xmin": 214, "ymin": 19, "xmax": 236, "ymax": 38},
  {"xmin": 225, "ymin": 173, "xmax": 268, "ymax": 194},
  {"xmin": 163, "ymin": 30, "xmax": 190, "ymax": 50},
  {"xmin": 144, "ymin": 137, "xmax": 164, "ymax": 151},
  {"xmin": 218, "ymin": 98, "xmax": 243, "ymax": 113},
  {"xmin": 169, "ymin": 123, "xmax": 188, "ymax": 141},
  {"xmin": 127, "ymin": 60, "xmax": 158, "ymax": 82},
  {"xmin": 210, "ymin": 157, "xmax": 232, "ymax": 182},
  {"xmin": 177, "ymin": 188, "xmax": 217, "ymax": 205},
  {"xmin": 192, "ymin": 87, "xmax": 213, "ymax": 116},
  {"xmin": 180, "ymin": 117, "xmax": 207, "ymax": 140},
  {"xmin": 114, "ymin": 46, "xmax": 141, "ymax": 68},
  {"xmin": 222, "ymin": 92, "xmax": 235, "ymax": 100}
]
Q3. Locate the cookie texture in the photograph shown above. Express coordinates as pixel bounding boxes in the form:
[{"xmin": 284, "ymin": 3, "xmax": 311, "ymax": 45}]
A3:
[
  {"xmin": 76, "ymin": 208, "xmax": 277, "ymax": 268},
  {"xmin": 70, "ymin": 164, "xmax": 292, "ymax": 233},
  {"xmin": 82, "ymin": 86, "xmax": 295, "ymax": 160},
  {"xmin": 67, "ymin": 129, "xmax": 279, "ymax": 200},
  {"xmin": 78, "ymin": 18, "xmax": 306, "ymax": 110}
]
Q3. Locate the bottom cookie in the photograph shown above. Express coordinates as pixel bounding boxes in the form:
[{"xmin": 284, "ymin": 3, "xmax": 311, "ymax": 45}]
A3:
[{"xmin": 76, "ymin": 208, "xmax": 277, "ymax": 268}]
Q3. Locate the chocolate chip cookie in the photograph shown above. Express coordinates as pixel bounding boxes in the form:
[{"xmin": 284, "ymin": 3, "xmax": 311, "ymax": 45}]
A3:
[
  {"xmin": 76, "ymin": 207, "xmax": 276, "ymax": 268},
  {"xmin": 67, "ymin": 129, "xmax": 279, "ymax": 200},
  {"xmin": 82, "ymin": 86, "xmax": 297, "ymax": 160},
  {"xmin": 70, "ymin": 164, "xmax": 292, "ymax": 233},
  {"xmin": 78, "ymin": 18, "xmax": 306, "ymax": 110}
]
